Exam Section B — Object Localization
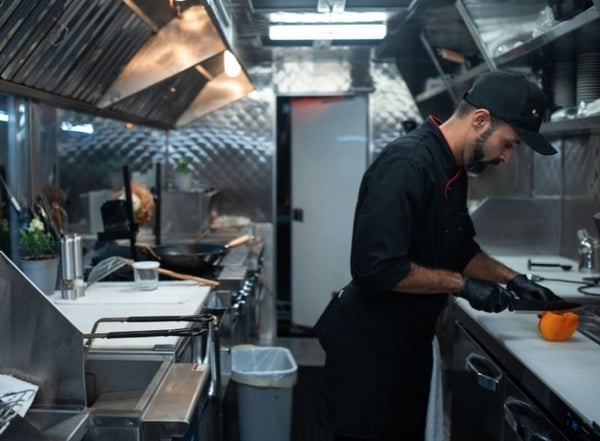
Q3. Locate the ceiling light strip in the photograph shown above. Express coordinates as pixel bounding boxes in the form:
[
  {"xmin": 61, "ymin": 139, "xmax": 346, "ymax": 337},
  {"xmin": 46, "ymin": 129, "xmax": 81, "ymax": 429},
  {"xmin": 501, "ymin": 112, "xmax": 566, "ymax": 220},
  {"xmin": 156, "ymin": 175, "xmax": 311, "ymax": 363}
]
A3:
[
  {"xmin": 268, "ymin": 11, "xmax": 387, "ymax": 24},
  {"xmin": 269, "ymin": 23, "xmax": 386, "ymax": 41}
]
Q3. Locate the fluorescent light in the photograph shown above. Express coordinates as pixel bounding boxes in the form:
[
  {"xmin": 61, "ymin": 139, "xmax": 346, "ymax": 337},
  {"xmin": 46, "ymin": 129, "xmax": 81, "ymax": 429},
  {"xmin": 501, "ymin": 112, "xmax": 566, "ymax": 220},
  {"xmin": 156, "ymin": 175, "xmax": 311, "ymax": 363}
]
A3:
[
  {"xmin": 268, "ymin": 11, "xmax": 387, "ymax": 24},
  {"xmin": 0, "ymin": 111, "xmax": 8, "ymax": 122},
  {"xmin": 269, "ymin": 23, "xmax": 386, "ymax": 41},
  {"xmin": 223, "ymin": 49, "xmax": 241, "ymax": 78},
  {"xmin": 60, "ymin": 121, "xmax": 94, "ymax": 134}
]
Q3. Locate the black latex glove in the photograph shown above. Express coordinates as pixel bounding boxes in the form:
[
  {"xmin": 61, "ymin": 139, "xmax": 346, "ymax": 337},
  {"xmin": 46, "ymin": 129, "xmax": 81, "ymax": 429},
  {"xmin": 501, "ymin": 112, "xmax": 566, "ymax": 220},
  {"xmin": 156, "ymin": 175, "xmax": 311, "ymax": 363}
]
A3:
[
  {"xmin": 507, "ymin": 274, "xmax": 563, "ymax": 302},
  {"xmin": 457, "ymin": 276, "xmax": 512, "ymax": 313}
]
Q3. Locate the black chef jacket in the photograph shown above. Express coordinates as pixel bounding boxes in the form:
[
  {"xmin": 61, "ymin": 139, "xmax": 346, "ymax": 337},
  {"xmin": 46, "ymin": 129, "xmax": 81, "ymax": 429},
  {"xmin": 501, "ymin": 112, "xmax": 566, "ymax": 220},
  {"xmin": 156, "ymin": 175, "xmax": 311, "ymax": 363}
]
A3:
[{"xmin": 315, "ymin": 117, "xmax": 481, "ymax": 440}]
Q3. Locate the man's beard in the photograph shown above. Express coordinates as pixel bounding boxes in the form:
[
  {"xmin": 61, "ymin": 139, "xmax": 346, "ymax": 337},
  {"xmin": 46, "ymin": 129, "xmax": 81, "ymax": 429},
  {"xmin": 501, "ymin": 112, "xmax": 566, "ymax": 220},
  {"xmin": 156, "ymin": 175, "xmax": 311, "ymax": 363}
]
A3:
[{"xmin": 467, "ymin": 127, "xmax": 494, "ymax": 175}]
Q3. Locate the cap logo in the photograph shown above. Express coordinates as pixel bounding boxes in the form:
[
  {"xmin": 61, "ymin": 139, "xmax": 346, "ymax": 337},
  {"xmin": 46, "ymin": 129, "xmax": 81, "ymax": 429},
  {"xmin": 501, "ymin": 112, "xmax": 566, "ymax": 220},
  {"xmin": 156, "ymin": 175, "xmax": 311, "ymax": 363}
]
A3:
[{"xmin": 531, "ymin": 108, "xmax": 539, "ymax": 118}]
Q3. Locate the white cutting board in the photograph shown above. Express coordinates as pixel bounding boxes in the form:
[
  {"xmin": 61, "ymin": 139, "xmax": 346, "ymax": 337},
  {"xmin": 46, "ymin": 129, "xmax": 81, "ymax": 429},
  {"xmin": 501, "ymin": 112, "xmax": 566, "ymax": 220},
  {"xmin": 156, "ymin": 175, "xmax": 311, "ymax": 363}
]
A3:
[
  {"xmin": 52, "ymin": 281, "xmax": 211, "ymax": 350},
  {"xmin": 51, "ymin": 281, "xmax": 204, "ymax": 304}
]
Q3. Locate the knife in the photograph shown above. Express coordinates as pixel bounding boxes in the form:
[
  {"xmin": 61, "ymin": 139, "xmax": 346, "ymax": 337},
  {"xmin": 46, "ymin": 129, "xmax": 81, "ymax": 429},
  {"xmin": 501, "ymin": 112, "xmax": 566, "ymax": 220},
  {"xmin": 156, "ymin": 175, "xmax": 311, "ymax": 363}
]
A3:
[{"xmin": 508, "ymin": 296, "xmax": 583, "ymax": 313}]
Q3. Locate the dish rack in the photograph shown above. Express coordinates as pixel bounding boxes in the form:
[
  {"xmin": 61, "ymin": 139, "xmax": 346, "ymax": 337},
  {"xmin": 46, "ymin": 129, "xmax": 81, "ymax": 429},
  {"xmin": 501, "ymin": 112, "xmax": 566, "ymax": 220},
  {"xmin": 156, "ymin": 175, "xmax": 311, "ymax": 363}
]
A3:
[{"xmin": 0, "ymin": 389, "xmax": 37, "ymax": 435}]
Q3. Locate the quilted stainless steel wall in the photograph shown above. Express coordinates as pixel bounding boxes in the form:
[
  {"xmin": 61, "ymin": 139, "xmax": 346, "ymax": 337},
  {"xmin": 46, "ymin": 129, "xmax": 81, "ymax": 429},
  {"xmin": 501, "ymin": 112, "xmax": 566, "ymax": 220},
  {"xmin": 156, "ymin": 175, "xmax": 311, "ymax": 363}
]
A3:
[
  {"xmin": 168, "ymin": 68, "xmax": 275, "ymax": 222},
  {"xmin": 560, "ymin": 134, "xmax": 600, "ymax": 258},
  {"xmin": 55, "ymin": 62, "xmax": 418, "ymax": 227},
  {"xmin": 370, "ymin": 62, "xmax": 423, "ymax": 157}
]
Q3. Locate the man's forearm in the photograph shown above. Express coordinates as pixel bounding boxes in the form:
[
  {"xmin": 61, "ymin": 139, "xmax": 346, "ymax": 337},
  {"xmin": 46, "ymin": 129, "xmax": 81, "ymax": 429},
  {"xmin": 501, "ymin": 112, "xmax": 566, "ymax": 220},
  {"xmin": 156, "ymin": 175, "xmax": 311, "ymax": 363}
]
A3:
[
  {"xmin": 393, "ymin": 263, "xmax": 464, "ymax": 294},
  {"xmin": 463, "ymin": 251, "xmax": 518, "ymax": 284}
]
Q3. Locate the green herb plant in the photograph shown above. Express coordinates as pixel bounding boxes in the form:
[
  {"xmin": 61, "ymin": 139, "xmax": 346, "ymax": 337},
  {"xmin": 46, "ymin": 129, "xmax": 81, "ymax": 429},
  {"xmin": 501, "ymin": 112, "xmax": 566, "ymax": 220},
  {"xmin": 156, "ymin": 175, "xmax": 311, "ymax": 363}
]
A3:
[
  {"xmin": 175, "ymin": 156, "xmax": 191, "ymax": 173},
  {"xmin": 19, "ymin": 216, "xmax": 57, "ymax": 260}
]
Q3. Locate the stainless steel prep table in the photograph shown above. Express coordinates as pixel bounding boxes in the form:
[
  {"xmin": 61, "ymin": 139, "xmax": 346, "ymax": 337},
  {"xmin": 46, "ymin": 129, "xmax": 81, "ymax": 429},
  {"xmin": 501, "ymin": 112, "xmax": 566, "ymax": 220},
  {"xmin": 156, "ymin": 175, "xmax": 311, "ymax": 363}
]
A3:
[{"xmin": 450, "ymin": 255, "xmax": 600, "ymax": 440}]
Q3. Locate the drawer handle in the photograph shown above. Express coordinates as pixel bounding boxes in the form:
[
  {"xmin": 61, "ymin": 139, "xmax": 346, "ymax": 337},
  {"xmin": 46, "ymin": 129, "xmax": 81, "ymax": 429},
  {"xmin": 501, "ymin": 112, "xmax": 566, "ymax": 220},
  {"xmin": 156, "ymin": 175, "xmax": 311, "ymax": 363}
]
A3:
[
  {"xmin": 504, "ymin": 397, "xmax": 551, "ymax": 441},
  {"xmin": 465, "ymin": 352, "xmax": 503, "ymax": 392}
]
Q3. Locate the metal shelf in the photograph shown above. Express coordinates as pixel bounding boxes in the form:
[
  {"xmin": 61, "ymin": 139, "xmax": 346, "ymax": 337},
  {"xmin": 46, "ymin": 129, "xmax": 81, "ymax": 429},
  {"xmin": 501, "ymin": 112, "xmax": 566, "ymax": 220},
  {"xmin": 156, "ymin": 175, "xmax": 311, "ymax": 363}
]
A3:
[
  {"xmin": 415, "ymin": 63, "xmax": 488, "ymax": 103},
  {"xmin": 411, "ymin": 1, "xmax": 600, "ymax": 128},
  {"xmin": 494, "ymin": 5, "xmax": 600, "ymax": 65},
  {"xmin": 540, "ymin": 115, "xmax": 600, "ymax": 137}
]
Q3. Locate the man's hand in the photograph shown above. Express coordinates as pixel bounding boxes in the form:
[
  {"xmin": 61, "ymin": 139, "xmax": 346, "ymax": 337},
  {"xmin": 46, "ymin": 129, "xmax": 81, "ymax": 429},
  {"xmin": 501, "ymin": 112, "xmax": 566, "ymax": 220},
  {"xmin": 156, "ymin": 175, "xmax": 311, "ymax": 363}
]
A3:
[
  {"xmin": 457, "ymin": 276, "xmax": 512, "ymax": 313},
  {"xmin": 507, "ymin": 274, "xmax": 563, "ymax": 302}
]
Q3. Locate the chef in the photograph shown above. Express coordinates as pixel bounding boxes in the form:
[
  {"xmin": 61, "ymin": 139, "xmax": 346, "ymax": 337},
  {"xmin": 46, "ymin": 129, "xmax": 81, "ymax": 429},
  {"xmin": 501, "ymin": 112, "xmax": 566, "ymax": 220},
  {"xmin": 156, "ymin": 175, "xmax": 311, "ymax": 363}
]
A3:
[{"xmin": 315, "ymin": 71, "xmax": 564, "ymax": 441}]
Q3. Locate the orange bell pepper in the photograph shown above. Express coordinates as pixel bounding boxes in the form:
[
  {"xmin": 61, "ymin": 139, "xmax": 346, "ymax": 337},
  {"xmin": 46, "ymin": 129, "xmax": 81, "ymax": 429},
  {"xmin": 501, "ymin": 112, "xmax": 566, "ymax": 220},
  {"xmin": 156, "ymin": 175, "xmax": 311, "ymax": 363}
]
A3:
[{"xmin": 537, "ymin": 311, "xmax": 579, "ymax": 341}]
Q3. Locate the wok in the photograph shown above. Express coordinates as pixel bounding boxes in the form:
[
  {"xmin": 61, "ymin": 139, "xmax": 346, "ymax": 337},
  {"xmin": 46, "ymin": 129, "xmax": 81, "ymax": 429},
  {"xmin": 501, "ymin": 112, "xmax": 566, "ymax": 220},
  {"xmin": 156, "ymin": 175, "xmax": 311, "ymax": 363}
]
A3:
[{"xmin": 145, "ymin": 234, "xmax": 250, "ymax": 273}]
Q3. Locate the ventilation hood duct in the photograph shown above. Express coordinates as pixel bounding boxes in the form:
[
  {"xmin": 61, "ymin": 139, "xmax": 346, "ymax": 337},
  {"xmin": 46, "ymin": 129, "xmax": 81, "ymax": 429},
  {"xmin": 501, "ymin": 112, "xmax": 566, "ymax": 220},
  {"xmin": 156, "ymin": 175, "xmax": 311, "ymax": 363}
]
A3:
[{"xmin": 0, "ymin": 0, "xmax": 253, "ymax": 129}]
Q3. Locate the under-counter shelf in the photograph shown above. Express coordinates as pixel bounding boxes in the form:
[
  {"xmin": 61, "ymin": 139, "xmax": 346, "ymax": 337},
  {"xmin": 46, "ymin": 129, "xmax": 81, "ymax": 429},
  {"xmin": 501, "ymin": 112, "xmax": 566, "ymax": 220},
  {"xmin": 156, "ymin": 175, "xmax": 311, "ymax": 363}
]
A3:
[{"xmin": 540, "ymin": 114, "xmax": 600, "ymax": 136}]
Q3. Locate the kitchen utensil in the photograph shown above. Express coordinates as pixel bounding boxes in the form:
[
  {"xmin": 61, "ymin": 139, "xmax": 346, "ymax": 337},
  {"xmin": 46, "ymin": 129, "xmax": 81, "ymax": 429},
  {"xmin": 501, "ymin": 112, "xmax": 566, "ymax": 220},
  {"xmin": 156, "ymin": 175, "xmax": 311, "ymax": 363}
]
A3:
[
  {"xmin": 0, "ymin": 172, "xmax": 22, "ymax": 215},
  {"xmin": 0, "ymin": 399, "xmax": 17, "ymax": 436},
  {"xmin": 34, "ymin": 194, "xmax": 60, "ymax": 240},
  {"xmin": 149, "ymin": 234, "xmax": 251, "ymax": 273},
  {"xmin": 84, "ymin": 327, "xmax": 207, "ymax": 340},
  {"xmin": 87, "ymin": 256, "xmax": 219, "ymax": 287},
  {"xmin": 91, "ymin": 313, "xmax": 215, "ymax": 326},
  {"xmin": 527, "ymin": 259, "xmax": 572, "ymax": 271},
  {"xmin": 0, "ymin": 406, "xmax": 50, "ymax": 440},
  {"xmin": 84, "ymin": 313, "xmax": 216, "ymax": 352},
  {"xmin": 0, "ymin": 388, "xmax": 39, "ymax": 437},
  {"xmin": 508, "ymin": 296, "xmax": 583, "ymax": 312}
]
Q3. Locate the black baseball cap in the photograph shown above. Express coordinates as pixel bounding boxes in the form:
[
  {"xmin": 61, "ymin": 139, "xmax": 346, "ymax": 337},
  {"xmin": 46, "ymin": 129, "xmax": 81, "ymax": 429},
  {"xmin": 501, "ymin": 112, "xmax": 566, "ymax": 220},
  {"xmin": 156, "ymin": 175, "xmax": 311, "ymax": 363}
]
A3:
[{"xmin": 463, "ymin": 71, "xmax": 557, "ymax": 155}]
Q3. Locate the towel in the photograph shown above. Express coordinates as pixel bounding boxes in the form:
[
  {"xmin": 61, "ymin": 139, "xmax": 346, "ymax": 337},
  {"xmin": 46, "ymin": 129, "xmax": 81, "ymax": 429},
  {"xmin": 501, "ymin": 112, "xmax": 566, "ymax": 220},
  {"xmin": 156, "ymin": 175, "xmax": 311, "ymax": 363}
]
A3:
[{"xmin": 425, "ymin": 336, "xmax": 445, "ymax": 441}]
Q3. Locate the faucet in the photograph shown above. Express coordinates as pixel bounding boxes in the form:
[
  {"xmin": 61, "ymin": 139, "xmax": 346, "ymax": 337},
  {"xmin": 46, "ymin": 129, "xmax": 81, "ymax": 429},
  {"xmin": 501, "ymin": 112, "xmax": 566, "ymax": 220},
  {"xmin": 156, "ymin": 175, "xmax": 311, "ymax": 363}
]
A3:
[{"xmin": 577, "ymin": 226, "xmax": 600, "ymax": 273}]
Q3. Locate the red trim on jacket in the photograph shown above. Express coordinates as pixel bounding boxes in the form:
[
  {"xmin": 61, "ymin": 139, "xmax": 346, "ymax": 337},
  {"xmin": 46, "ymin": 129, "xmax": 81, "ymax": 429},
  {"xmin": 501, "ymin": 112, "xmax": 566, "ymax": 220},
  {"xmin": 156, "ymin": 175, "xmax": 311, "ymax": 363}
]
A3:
[{"xmin": 427, "ymin": 115, "xmax": 463, "ymax": 199}]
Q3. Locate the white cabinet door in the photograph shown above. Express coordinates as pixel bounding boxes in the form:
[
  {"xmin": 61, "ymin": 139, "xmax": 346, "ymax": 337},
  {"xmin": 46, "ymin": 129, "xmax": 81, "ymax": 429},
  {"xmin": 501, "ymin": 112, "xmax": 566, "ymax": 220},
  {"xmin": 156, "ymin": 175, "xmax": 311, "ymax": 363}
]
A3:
[{"xmin": 290, "ymin": 95, "xmax": 368, "ymax": 327}]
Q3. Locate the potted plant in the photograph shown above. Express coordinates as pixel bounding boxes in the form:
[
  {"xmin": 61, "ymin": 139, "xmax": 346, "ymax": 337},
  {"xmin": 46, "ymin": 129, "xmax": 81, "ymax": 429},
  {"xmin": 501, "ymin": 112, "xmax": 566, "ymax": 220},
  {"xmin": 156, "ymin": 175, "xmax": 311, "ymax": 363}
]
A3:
[
  {"xmin": 173, "ymin": 156, "xmax": 193, "ymax": 191},
  {"xmin": 19, "ymin": 216, "xmax": 59, "ymax": 296}
]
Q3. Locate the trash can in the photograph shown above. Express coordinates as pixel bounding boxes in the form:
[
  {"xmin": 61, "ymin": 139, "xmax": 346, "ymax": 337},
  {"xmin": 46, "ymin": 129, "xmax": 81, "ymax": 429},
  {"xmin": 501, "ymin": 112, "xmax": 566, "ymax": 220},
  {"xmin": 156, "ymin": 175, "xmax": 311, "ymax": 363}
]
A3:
[{"xmin": 231, "ymin": 345, "xmax": 298, "ymax": 441}]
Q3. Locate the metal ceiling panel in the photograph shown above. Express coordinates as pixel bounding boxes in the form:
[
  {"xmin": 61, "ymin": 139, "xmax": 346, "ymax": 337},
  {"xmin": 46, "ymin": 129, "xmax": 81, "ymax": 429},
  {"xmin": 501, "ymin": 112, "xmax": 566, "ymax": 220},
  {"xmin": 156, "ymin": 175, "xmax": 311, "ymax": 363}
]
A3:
[
  {"xmin": 124, "ymin": 0, "xmax": 181, "ymax": 29},
  {"xmin": 110, "ymin": 67, "xmax": 208, "ymax": 126},
  {"xmin": 0, "ymin": 0, "xmax": 66, "ymax": 79},
  {"xmin": 0, "ymin": 0, "xmax": 254, "ymax": 127},
  {"xmin": 176, "ymin": 70, "xmax": 254, "ymax": 126},
  {"xmin": 57, "ymin": 2, "xmax": 151, "ymax": 101},
  {"xmin": 98, "ymin": 5, "xmax": 226, "ymax": 107},
  {"xmin": 0, "ymin": 0, "xmax": 151, "ymax": 104}
]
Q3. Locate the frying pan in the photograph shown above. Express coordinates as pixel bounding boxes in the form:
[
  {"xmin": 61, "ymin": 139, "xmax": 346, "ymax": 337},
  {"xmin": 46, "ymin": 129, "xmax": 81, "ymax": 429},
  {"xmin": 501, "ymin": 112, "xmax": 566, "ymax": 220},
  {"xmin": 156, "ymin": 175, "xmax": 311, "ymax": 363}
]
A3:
[{"xmin": 146, "ymin": 234, "xmax": 250, "ymax": 273}]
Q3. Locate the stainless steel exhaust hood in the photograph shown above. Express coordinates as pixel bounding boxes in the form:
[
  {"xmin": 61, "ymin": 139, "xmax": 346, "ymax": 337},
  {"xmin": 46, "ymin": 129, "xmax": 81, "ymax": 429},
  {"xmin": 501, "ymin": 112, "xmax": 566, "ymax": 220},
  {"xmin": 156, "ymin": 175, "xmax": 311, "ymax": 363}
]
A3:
[{"xmin": 0, "ymin": 0, "xmax": 253, "ymax": 128}]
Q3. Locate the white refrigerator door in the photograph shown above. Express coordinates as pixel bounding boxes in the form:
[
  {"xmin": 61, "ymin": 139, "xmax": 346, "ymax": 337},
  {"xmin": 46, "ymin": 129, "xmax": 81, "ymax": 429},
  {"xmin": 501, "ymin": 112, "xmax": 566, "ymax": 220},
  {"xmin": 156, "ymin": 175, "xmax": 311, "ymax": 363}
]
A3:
[{"xmin": 291, "ymin": 95, "xmax": 368, "ymax": 327}]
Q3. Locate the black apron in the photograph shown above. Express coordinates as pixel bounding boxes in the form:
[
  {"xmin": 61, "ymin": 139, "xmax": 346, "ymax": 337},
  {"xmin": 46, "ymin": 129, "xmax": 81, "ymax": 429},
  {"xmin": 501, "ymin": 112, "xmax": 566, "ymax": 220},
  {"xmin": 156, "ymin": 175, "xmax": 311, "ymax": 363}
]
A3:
[{"xmin": 314, "ymin": 282, "xmax": 446, "ymax": 440}]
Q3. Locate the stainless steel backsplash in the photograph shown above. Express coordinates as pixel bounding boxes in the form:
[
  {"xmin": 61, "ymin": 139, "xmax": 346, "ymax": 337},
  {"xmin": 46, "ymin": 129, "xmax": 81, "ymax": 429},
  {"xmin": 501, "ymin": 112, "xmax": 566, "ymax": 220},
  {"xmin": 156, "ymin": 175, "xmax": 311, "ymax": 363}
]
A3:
[{"xmin": 469, "ymin": 134, "xmax": 600, "ymax": 259}]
